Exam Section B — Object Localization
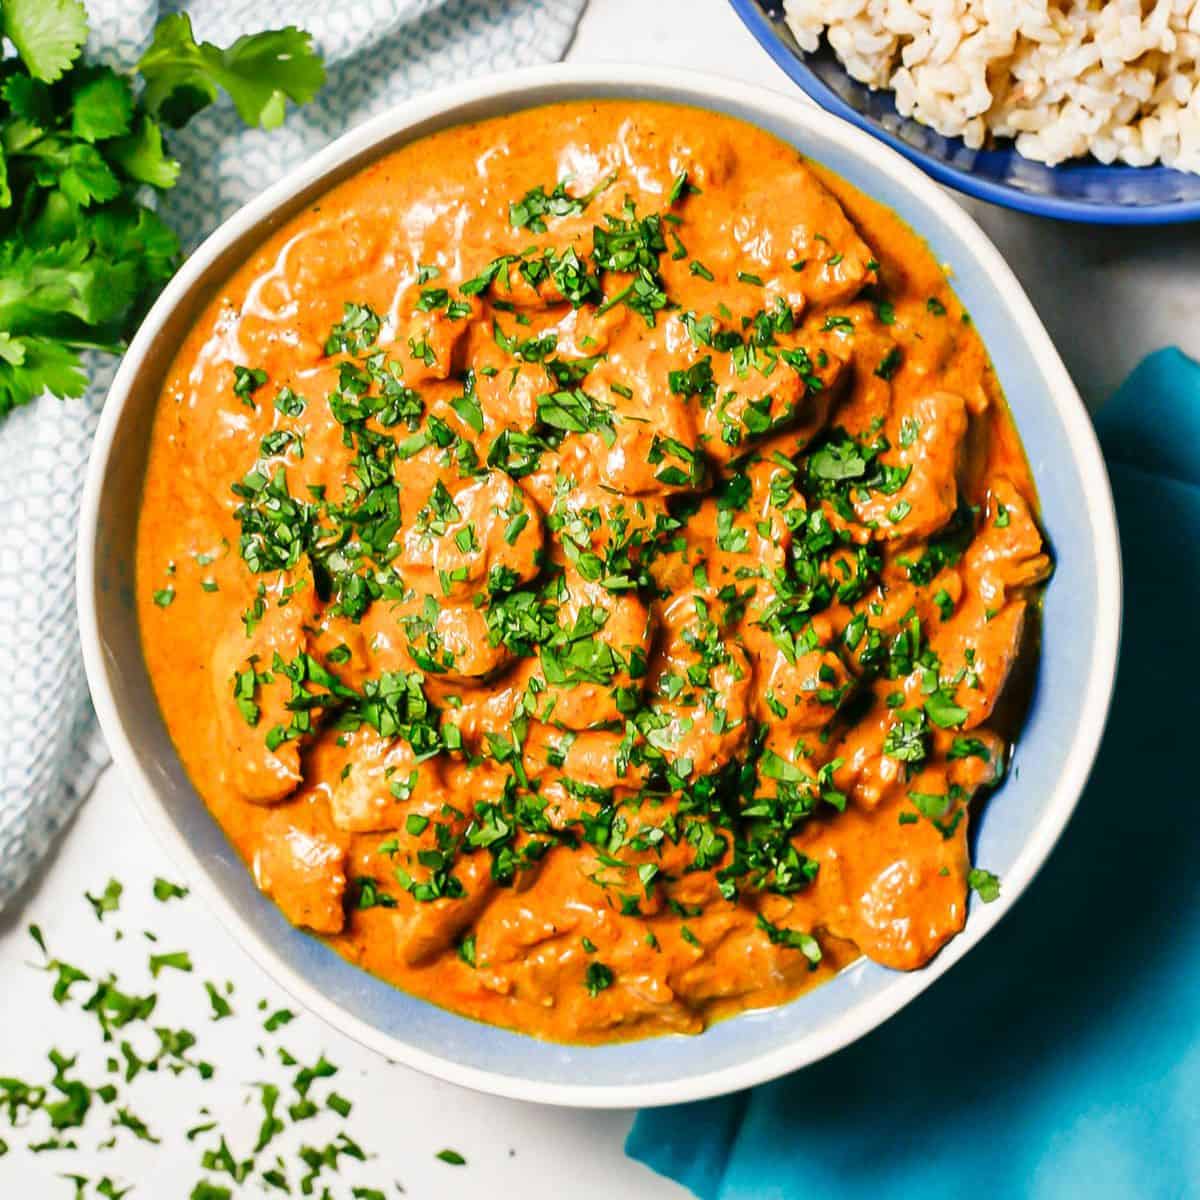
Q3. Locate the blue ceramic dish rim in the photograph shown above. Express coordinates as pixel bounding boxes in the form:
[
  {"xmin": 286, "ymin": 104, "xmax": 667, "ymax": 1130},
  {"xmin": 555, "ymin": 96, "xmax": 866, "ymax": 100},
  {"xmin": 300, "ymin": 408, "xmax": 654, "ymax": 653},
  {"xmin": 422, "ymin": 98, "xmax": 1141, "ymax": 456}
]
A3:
[
  {"xmin": 77, "ymin": 64, "xmax": 1122, "ymax": 1108},
  {"xmin": 728, "ymin": 0, "xmax": 1200, "ymax": 225}
]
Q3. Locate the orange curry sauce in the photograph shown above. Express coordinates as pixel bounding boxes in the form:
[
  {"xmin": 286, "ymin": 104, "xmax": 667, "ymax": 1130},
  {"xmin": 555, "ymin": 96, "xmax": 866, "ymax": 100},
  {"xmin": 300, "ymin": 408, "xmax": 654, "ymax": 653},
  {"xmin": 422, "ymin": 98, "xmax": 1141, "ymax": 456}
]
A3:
[{"xmin": 137, "ymin": 101, "xmax": 1050, "ymax": 1043}]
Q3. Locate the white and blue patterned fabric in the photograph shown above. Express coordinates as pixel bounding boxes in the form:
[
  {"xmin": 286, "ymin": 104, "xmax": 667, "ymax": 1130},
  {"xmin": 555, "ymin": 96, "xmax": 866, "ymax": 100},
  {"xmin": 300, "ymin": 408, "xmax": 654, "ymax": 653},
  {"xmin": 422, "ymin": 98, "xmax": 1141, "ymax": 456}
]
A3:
[{"xmin": 0, "ymin": 0, "xmax": 586, "ymax": 909}]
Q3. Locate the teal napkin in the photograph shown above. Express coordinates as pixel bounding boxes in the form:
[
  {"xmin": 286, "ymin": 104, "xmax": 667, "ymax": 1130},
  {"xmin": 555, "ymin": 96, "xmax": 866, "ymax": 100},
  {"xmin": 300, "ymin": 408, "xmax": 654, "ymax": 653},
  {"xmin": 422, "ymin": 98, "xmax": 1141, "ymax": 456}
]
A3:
[{"xmin": 627, "ymin": 348, "xmax": 1200, "ymax": 1200}]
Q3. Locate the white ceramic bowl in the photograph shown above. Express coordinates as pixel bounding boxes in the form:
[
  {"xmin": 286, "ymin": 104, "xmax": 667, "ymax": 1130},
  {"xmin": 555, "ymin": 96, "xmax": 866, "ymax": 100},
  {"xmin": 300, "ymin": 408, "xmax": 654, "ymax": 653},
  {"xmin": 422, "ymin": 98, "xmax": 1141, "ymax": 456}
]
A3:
[{"xmin": 77, "ymin": 64, "xmax": 1122, "ymax": 1108}]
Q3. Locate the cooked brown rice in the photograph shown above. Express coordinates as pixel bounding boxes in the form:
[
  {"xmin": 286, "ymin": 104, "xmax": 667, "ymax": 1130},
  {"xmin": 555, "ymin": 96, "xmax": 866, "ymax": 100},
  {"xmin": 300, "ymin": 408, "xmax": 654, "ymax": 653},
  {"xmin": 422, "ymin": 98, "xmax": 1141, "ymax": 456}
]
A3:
[{"xmin": 783, "ymin": 0, "xmax": 1200, "ymax": 171}]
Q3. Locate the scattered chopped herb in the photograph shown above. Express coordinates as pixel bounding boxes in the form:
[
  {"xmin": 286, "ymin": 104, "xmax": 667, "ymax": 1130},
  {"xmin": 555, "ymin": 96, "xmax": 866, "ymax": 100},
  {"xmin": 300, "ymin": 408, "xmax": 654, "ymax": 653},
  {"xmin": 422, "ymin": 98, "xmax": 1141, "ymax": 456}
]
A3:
[
  {"xmin": 263, "ymin": 1009, "xmax": 295, "ymax": 1033},
  {"xmin": 875, "ymin": 346, "xmax": 903, "ymax": 380},
  {"xmin": 85, "ymin": 879, "xmax": 123, "ymax": 922},
  {"xmin": 949, "ymin": 736, "xmax": 991, "ymax": 761},
  {"xmin": 968, "ymin": 868, "xmax": 1001, "ymax": 902},
  {"xmin": 232, "ymin": 365, "xmax": 267, "ymax": 406},
  {"xmin": 926, "ymin": 688, "xmax": 969, "ymax": 729},
  {"xmin": 584, "ymin": 962, "xmax": 614, "ymax": 997},
  {"xmin": 204, "ymin": 981, "xmax": 233, "ymax": 1021},
  {"xmin": 756, "ymin": 913, "xmax": 822, "ymax": 968},
  {"xmin": 148, "ymin": 950, "xmax": 193, "ymax": 977}
]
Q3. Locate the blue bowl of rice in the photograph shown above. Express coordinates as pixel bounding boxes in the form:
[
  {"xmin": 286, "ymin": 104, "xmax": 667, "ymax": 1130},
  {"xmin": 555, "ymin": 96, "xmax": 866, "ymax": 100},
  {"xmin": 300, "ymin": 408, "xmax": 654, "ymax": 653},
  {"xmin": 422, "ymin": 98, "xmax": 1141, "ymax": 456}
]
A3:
[{"xmin": 731, "ymin": 0, "xmax": 1200, "ymax": 224}]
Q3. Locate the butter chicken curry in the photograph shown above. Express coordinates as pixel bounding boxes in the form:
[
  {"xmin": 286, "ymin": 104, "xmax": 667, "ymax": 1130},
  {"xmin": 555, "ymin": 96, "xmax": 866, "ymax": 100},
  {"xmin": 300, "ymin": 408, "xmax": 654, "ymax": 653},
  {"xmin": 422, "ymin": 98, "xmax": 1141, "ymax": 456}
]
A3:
[{"xmin": 137, "ymin": 101, "xmax": 1051, "ymax": 1042}]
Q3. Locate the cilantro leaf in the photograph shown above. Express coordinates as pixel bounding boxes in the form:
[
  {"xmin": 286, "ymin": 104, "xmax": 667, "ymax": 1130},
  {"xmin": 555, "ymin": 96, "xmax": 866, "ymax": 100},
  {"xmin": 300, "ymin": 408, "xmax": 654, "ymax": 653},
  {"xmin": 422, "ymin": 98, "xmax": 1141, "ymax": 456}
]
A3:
[
  {"xmin": 137, "ymin": 15, "xmax": 326, "ymax": 130},
  {"xmin": 58, "ymin": 141, "xmax": 123, "ymax": 206},
  {"xmin": 809, "ymin": 438, "xmax": 867, "ymax": 482},
  {"xmin": 0, "ymin": 237, "xmax": 139, "ymax": 337},
  {"xmin": 70, "ymin": 69, "xmax": 134, "ymax": 142},
  {"xmin": 0, "ymin": 333, "xmax": 87, "ymax": 415},
  {"xmin": 109, "ymin": 117, "xmax": 181, "ymax": 189},
  {"xmin": 1, "ymin": 0, "xmax": 88, "ymax": 84},
  {"xmin": 0, "ymin": 7, "xmax": 320, "ymax": 427},
  {"xmin": 88, "ymin": 204, "xmax": 181, "ymax": 292},
  {"xmin": 2, "ymin": 73, "xmax": 52, "ymax": 126}
]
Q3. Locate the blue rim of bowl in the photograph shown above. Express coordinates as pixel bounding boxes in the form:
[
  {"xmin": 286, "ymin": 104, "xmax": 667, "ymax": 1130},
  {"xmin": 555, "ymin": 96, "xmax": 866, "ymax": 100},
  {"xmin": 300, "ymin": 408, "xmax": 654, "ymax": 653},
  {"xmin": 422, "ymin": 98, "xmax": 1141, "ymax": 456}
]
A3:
[{"xmin": 730, "ymin": 0, "xmax": 1200, "ymax": 225}]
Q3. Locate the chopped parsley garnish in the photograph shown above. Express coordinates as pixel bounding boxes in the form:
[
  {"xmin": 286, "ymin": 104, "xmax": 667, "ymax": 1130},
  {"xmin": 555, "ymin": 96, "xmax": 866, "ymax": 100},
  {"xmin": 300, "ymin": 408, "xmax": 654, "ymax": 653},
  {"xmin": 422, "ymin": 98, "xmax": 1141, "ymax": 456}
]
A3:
[
  {"xmin": 968, "ymin": 868, "xmax": 1001, "ymax": 902},
  {"xmin": 263, "ymin": 1008, "xmax": 295, "ymax": 1033},
  {"xmin": 884, "ymin": 707, "xmax": 928, "ymax": 764},
  {"xmin": 584, "ymin": 962, "xmax": 615, "ymax": 997},
  {"xmin": 949, "ymin": 736, "xmax": 991, "ymax": 761},
  {"xmin": 756, "ymin": 913, "xmax": 822, "ymax": 968},
  {"xmin": 324, "ymin": 302, "xmax": 381, "ymax": 356},
  {"xmin": 509, "ymin": 172, "xmax": 616, "ymax": 231},
  {"xmin": 85, "ymin": 879, "xmax": 123, "ymax": 922},
  {"xmin": 233, "ymin": 366, "xmax": 268, "ymax": 406},
  {"xmin": 152, "ymin": 877, "xmax": 189, "ymax": 902},
  {"xmin": 925, "ymin": 687, "xmax": 969, "ymax": 729},
  {"xmin": 148, "ymin": 950, "xmax": 193, "ymax": 977},
  {"xmin": 875, "ymin": 346, "xmax": 903, "ymax": 380}
]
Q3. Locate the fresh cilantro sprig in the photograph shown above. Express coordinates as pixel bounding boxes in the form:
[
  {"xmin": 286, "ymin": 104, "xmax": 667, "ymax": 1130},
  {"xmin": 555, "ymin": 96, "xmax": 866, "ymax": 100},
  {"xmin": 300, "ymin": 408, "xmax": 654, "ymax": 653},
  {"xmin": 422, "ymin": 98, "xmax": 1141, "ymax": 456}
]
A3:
[{"xmin": 0, "ymin": 0, "xmax": 325, "ymax": 417}]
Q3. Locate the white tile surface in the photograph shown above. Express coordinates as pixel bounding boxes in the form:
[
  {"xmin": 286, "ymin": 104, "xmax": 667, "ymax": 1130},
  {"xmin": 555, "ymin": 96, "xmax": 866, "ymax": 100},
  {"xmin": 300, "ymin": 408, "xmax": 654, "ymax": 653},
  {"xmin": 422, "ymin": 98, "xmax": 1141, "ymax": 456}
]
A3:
[{"xmin": 4, "ymin": 1, "xmax": 1196, "ymax": 1196}]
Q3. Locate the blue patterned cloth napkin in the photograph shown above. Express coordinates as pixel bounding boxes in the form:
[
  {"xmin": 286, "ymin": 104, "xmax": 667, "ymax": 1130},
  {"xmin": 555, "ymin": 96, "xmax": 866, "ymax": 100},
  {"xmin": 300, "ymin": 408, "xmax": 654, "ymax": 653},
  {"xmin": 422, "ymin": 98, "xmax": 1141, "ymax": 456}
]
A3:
[
  {"xmin": 628, "ymin": 347, "xmax": 1200, "ymax": 1200},
  {"xmin": 0, "ymin": 0, "xmax": 585, "ymax": 909}
]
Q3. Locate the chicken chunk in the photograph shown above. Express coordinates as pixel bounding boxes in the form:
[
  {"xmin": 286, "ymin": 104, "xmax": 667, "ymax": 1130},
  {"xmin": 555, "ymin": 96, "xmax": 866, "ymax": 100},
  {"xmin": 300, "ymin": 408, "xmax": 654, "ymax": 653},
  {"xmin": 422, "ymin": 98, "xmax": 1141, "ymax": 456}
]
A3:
[
  {"xmin": 801, "ymin": 787, "xmax": 968, "ymax": 970},
  {"xmin": 854, "ymin": 390, "xmax": 969, "ymax": 545},
  {"xmin": 966, "ymin": 477, "xmax": 1052, "ymax": 609},
  {"xmin": 210, "ymin": 573, "xmax": 317, "ymax": 805},
  {"xmin": 254, "ymin": 814, "xmax": 348, "ymax": 934},
  {"xmin": 646, "ymin": 636, "xmax": 755, "ymax": 777},
  {"xmin": 473, "ymin": 360, "xmax": 544, "ymax": 434},
  {"xmin": 391, "ymin": 852, "xmax": 495, "ymax": 967},
  {"xmin": 400, "ymin": 595, "xmax": 515, "ymax": 682},
  {"xmin": 695, "ymin": 331, "xmax": 847, "ymax": 464},
  {"xmin": 328, "ymin": 728, "xmax": 448, "ymax": 833},
  {"xmin": 523, "ymin": 724, "xmax": 648, "ymax": 794},
  {"xmin": 395, "ymin": 299, "xmax": 476, "ymax": 384},
  {"xmin": 935, "ymin": 600, "xmax": 1028, "ymax": 731},
  {"xmin": 538, "ymin": 568, "xmax": 656, "ymax": 729},
  {"xmin": 598, "ymin": 399, "xmax": 703, "ymax": 496},
  {"xmin": 755, "ymin": 646, "xmax": 853, "ymax": 735},
  {"xmin": 716, "ymin": 161, "xmax": 880, "ymax": 307},
  {"xmin": 398, "ymin": 467, "xmax": 543, "ymax": 602}
]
